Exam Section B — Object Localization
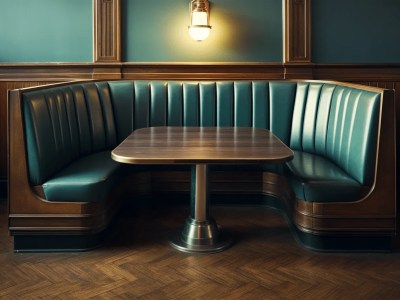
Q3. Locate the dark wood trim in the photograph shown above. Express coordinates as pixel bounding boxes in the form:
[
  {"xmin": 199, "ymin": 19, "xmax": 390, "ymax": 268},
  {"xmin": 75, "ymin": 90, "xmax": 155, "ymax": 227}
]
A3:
[
  {"xmin": 284, "ymin": 62, "xmax": 314, "ymax": 79},
  {"xmin": 120, "ymin": 63, "xmax": 285, "ymax": 80},
  {"xmin": 313, "ymin": 64, "xmax": 400, "ymax": 81},
  {"xmin": 93, "ymin": 0, "xmax": 121, "ymax": 63},
  {"xmin": 284, "ymin": 0, "xmax": 311, "ymax": 63},
  {"xmin": 0, "ymin": 63, "xmax": 121, "ymax": 80},
  {"xmin": 0, "ymin": 63, "xmax": 285, "ymax": 80},
  {"xmin": 2, "ymin": 63, "xmax": 400, "ymax": 81}
]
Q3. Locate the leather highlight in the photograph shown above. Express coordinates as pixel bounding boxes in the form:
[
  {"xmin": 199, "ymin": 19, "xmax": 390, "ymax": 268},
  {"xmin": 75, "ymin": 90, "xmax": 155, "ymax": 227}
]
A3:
[
  {"xmin": 199, "ymin": 82, "xmax": 216, "ymax": 126},
  {"xmin": 134, "ymin": 81, "xmax": 150, "ymax": 129},
  {"xmin": 252, "ymin": 81, "xmax": 269, "ymax": 129},
  {"xmin": 167, "ymin": 82, "xmax": 183, "ymax": 126},
  {"xmin": 269, "ymin": 82, "xmax": 297, "ymax": 144},
  {"xmin": 216, "ymin": 82, "xmax": 234, "ymax": 126},
  {"xmin": 95, "ymin": 82, "xmax": 118, "ymax": 149},
  {"xmin": 108, "ymin": 81, "xmax": 135, "ymax": 142},
  {"xmin": 150, "ymin": 81, "xmax": 167, "ymax": 127},
  {"xmin": 82, "ymin": 83, "xmax": 107, "ymax": 152},
  {"xmin": 234, "ymin": 82, "xmax": 252, "ymax": 127},
  {"xmin": 183, "ymin": 82, "xmax": 199, "ymax": 126}
]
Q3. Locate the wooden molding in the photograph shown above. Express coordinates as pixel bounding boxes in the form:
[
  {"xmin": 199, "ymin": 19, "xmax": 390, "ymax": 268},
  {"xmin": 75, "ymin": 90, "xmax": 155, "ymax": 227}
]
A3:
[
  {"xmin": 120, "ymin": 63, "xmax": 285, "ymax": 80},
  {"xmin": 313, "ymin": 64, "xmax": 400, "ymax": 81},
  {"xmin": 284, "ymin": 62, "xmax": 314, "ymax": 79},
  {"xmin": 284, "ymin": 0, "xmax": 311, "ymax": 63},
  {"xmin": 93, "ymin": 0, "xmax": 121, "ymax": 63},
  {"xmin": 1, "ymin": 62, "xmax": 400, "ymax": 81},
  {"xmin": 0, "ymin": 63, "xmax": 285, "ymax": 81},
  {"xmin": 1, "ymin": 62, "xmax": 400, "ymax": 82}
]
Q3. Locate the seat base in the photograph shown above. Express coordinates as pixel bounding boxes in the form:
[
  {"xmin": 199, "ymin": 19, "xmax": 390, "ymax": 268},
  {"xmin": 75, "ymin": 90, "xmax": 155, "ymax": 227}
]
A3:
[
  {"xmin": 293, "ymin": 228, "xmax": 393, "ymax": 253},
  {"xmin": 13, "ymin": 232, "xmax": 106, "ymax": 253}
]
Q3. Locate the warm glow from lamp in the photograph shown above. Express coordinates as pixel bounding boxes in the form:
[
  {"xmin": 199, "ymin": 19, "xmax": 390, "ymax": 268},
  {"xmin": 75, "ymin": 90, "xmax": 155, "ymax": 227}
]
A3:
[{"xmin": 189, "ymin": 0, "xmax": 211, "ymax": 41}]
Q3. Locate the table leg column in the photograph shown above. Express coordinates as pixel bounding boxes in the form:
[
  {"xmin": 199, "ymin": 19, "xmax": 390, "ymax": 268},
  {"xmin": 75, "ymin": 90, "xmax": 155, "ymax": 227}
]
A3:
[
  {"xmin": 169, "ymin": 164, "xmax": 232, "ymax": 253},
  {"xmin": 191, "ymin": 163, "xmax": 208, "ymax": 221}
]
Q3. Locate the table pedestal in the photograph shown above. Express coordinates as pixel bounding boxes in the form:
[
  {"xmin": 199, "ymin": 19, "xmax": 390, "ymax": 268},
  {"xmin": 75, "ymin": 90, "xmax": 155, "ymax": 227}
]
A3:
[{"xmin": 169, "ymin": 164, "xmax": 232, "ymax": 253}]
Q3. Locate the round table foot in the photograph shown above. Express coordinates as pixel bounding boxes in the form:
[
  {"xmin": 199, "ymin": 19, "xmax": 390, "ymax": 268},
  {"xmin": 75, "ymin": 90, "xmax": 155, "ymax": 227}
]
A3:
[{"xmin": 169, "ymin": 217, "xmax": 232, "ymax": 254}]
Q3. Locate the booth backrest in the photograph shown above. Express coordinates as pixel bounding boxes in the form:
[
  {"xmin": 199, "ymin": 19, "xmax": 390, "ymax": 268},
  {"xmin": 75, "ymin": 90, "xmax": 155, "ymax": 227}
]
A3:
[
  {"xmin": 289, "ymin": 82, "xmax": 380, "ymax": 185},
  {"xmin": 22, "ymin": 80, "xmax": 381, "ymax": 187},
  {"xmin": 23, "ymin": 84, "xmax": 118, "ymax": 185},
  {"xmin": 107, "ymin": 81, "xmax": 297, "ymax": 143}
]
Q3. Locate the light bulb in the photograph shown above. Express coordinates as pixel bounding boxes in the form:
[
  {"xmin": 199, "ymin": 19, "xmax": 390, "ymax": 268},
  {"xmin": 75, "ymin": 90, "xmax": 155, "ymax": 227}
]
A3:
[{"xmin": 188, "ymin": 27, "xmax": 211, "ymax": 41}]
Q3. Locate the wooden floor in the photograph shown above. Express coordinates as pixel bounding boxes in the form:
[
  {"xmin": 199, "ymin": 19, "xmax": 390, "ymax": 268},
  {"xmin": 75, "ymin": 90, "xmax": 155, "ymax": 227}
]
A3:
[{"xmin": 1, "ymin": 200, "xmax": 400, "ymax": 299}]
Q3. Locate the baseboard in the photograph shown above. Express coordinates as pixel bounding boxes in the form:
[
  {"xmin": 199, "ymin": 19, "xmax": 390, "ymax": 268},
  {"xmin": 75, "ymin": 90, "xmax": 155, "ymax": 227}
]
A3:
[
  {"xmin": 13, "ymin": 232, "xmax": 106, "ymax": 253},
  {"xmin": 293, "ymin": 228, "xmax": 393, "ymax": 253}
]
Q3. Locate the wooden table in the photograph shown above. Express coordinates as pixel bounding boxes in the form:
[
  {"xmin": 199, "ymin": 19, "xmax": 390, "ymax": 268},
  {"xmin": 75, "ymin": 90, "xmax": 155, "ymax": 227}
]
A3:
[{"xmin": 112, "ymin": 127, "xmax": 293, "ymax": 253}]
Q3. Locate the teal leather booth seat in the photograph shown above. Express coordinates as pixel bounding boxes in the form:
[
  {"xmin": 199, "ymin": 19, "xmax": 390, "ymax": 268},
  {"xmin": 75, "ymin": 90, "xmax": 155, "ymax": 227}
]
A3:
[{"xmin": 8, "ymin": 80, "xmax": 396, "ymax": 252}]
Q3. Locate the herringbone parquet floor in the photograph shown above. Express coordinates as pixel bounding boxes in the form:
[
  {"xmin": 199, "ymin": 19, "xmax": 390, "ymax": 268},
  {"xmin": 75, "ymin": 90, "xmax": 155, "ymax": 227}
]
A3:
[{"xmin": 1, "ymin": 199, "xmax": 400, "ymax": 299}]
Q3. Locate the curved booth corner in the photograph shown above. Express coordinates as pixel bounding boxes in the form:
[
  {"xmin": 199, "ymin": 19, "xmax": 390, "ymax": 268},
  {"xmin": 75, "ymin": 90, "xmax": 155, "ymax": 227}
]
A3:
[
  {"xmin": 7, "ymin": 80, "xmax": 397, "ymax": 252},
  {"xmin": 259, "ymin": 172, "xmax": 396, "ymax": 252}
]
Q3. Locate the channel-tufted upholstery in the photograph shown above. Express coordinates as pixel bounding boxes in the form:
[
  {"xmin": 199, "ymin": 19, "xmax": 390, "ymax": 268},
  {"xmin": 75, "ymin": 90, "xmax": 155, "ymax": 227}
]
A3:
[
  {"xmin": 22, "ymin": 80, "xmax": 380, "ymax": 203},
  {"xmin": 286, "ymin": 82, "xmax": 380, "ymax": 201}
]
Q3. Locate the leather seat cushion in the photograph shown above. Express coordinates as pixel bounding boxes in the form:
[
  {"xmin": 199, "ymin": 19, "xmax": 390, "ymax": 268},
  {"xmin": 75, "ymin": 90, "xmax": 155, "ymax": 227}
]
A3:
[
  {"xmin": 42, "ymin": 151, "xmax": 124, "ymax": 202},
  {"xmin": 286, "ymin": 151, "xmax": 363, "ymax": 202}
]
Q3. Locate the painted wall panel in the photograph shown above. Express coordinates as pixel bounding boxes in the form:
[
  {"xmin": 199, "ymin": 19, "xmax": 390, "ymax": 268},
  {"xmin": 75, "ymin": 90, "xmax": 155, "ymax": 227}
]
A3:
[
  {"xmin": 0, "ymin": 0, "xmax": 92, "ymax": 62},
  {"xmin": 122, "ymin": 0, "xmax": 283, "ymax": 62},
  {"xmin": 312, "ymin": 0, "xmax": 400, "ymax": 63}
]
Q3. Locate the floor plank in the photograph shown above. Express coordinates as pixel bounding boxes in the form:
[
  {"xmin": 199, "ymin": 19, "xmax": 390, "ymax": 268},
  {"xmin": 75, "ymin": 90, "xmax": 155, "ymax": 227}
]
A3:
[{"xmin": 1, "ymin": 200, "xmax": 400, "ymax": 299}]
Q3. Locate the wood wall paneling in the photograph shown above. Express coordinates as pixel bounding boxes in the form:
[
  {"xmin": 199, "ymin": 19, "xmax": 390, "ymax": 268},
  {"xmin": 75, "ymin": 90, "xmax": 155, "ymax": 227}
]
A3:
[
  {"xmin": 285, "ymin": 0, "xmax": 311, "ymax": 63},
  {"xmin": 94, "ymin": 0, "xmax": 121, "ymax": 63}
]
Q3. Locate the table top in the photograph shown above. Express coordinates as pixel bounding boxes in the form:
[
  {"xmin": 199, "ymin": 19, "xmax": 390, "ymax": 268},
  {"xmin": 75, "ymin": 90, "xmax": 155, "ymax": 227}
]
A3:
[{"xmin": 111, "ymin": 127, "xmax": 293, "ymax": 164}]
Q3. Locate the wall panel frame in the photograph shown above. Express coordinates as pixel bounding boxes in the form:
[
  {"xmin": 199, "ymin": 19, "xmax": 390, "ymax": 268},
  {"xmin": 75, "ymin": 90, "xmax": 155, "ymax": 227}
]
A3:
[
  {"xmin": 94, "ymin": 0, "xmax": 121, "ymax": 63},
  {"xmin": 284, "ymin": 0, "xmax": 311, "ymax": 63}
]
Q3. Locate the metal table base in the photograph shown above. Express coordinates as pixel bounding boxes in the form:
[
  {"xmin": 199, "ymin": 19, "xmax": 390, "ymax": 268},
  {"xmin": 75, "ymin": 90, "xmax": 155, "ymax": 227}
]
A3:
[{"xmin": 169, "ymin": 164, "xmax": 232, "ymax": 254}]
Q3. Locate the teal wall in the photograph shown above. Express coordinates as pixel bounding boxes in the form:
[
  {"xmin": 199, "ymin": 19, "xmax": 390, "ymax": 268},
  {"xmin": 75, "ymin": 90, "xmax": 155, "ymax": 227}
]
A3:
[
  {"xmin": 122, "ymin": 0, "xmax": 283, "ymax": 62},
  {"xmin": 312, "ymin": 0, "xmax": 400, "ymax": 63},
  {"xmin": 0, "ymin": 0, "xmax": 92, "ymax": 62},
  {"xmin": 2, "ymin": 0, "xmax": 400, "ymax": 64}
]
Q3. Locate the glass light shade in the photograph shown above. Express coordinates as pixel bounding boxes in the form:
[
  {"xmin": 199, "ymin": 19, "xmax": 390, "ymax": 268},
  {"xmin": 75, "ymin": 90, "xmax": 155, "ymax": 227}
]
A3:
[
  {"xmin": 188, "ymin": 26, "xmax": 211, "ymax": 41},
  {"xmin": 188, "ymin": 0, "xmax": 211, "ymax": 41}
]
